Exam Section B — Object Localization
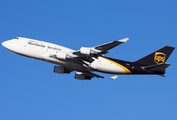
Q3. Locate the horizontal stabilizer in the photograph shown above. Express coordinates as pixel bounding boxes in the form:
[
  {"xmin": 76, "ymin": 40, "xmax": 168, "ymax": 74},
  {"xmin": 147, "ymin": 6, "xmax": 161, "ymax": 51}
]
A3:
[
  {"xmin": 109, "ymin": 76, "xmax": 118, "ymax": 80},
  {"xmin": 142, "ymin": 63, "xmax": 170, "ymax": 72}
]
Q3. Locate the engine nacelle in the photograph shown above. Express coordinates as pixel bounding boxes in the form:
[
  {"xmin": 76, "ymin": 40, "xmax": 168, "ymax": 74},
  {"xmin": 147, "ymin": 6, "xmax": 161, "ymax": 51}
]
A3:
[
  {"xmin": 56, "ymin": 52, "xmax": 72, "ymax": 60},
  {"xmin": 75, "ymin": 72, "xmax": 91, "ymax": 80},
  {"xmin": 53, "ymin": 66, "xmax": 70, "ymax": 74},
  {"xmin": 80, "ymin": 47, "xmax": 97, "ymax": 56}
]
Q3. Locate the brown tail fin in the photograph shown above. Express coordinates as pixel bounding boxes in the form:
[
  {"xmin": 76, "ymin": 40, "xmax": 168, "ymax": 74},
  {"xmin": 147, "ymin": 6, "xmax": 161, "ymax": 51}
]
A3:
[{"xmin": 134, "ymin": 46, "xmax": 175, "ymax": 66}]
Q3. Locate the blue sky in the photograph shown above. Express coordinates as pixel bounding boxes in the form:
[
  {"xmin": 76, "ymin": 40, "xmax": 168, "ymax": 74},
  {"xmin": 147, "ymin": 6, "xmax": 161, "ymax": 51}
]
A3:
[{"xmin": 0, "ymin": 0, "xmax": 177, "ymax": 120}]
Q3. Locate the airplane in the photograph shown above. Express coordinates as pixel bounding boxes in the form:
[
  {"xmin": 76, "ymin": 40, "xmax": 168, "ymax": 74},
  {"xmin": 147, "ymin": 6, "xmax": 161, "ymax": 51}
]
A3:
[{"xmin": 2, "ymin": 37, "xmax": 175, "ymax": 80}]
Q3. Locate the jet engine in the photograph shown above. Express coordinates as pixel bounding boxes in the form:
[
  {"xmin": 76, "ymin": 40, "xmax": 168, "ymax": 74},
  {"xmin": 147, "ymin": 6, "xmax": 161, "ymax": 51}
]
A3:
[
  {"xmin": 80, "ymin": 47, "xmax": 97, "ymax": 56},
  {"xmin": 56, "ymin": 52, "xmax": 72, "ymax": 60},
  {"xmin": 53, "ymin": 66, "xmax": 70, "ymax": 74},
  {"xmin": 75, "ymin": 72, "xmax": 91, "ymax": 80}
]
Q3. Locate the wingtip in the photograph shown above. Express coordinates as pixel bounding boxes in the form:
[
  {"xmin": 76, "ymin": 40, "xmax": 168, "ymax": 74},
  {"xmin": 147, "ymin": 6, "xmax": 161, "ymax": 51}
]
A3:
[
  {"xmin": 118, "ymin": 38, "xmax": 129, "ymax": 42},
  {"xmin": 158, "ymin": 74, "xmax": 165, "ymax": 77}
]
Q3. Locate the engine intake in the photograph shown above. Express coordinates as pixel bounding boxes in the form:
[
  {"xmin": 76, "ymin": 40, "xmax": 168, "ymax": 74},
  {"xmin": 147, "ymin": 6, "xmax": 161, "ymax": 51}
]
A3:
[
  {"xmin": 54, "ymin": 66, "xmax": 70, "ymax": 74},
  {"xmin": 75, "ymin": 72, "xmax": 91, "ymax": 80},
  {"xmin": 80, "ymin": 47, "xmax": 97, "ymax": 56}
]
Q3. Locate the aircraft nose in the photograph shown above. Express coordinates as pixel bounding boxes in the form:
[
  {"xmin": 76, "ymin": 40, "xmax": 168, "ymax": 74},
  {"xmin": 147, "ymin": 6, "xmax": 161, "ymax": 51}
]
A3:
[
  {"xmin": 2, "ymin": 41, "xmax": 9, "ymax": 48},
  {"xmin": 2, "ymin": 39, "xmax": 16, "ymax": 50}
]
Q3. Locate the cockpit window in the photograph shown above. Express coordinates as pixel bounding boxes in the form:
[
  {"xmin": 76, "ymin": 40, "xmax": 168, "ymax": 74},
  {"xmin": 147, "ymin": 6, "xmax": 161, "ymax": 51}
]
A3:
[{"xmin": 15, "ymin": 37, "xmax": 19, "ymax": 39}]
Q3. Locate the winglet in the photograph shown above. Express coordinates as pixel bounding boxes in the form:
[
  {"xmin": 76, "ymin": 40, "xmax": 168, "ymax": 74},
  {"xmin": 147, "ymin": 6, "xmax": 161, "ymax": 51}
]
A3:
[
  {"xmin": 118, "ymin": 38, "xmax": 129, "ymax": 43},
  {"xmin": 109, "ymin": 76, "xmax": 118, "ymax": 80}
]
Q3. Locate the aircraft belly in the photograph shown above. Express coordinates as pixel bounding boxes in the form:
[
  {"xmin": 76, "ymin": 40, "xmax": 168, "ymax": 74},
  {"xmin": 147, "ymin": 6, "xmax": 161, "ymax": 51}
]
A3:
[{"xmin": 97, "ymin": 57, "xmax": 127, "ymax": 74}]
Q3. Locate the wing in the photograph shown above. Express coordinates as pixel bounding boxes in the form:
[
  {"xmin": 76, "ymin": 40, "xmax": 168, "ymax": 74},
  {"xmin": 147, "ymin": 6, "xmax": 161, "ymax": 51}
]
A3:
[
  {"xmin": 75, "ymin": 71, "xmax": 118, "ymax": 80},
  {"xmin": 94, "ymin": 38, "xmax": 129, "ymax": 51},
  {"xmin": 73, "ymin": 38, "xmax": 129, "ymax": 58},
  {"xmin": 48, "ymin": 38, "xmax": 129, "ymax": 67}
]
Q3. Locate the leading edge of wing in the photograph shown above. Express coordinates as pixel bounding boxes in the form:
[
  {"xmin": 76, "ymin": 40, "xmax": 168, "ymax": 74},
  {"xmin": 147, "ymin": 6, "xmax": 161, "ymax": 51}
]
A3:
[
  {"xmin": 81, "ymin": 71, "xmax": 118, "ymax": 80},
  {"xmin": 81, "ymin": 71, "xmax": 104, "ymax": 78}
]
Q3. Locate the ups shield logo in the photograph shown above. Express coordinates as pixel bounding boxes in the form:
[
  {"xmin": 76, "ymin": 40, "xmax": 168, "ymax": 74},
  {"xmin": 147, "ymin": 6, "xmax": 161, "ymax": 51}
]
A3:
[{"xmin": 154, "ymin": 52, "xmax": 166, "ymax": 64}]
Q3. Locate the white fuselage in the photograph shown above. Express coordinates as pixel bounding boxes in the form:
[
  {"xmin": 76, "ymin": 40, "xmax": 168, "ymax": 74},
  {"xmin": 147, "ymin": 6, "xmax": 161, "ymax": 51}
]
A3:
[{"xmin": 2, "ymin": 37, "xmax": 128, "ymax": 74}]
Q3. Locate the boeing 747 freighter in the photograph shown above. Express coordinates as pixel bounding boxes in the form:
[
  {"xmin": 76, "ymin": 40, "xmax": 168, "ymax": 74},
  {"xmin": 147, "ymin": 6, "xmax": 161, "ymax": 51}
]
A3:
[{"xmin": 2, "ymin": 37, "xmax": 175, "ymax": 80}]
